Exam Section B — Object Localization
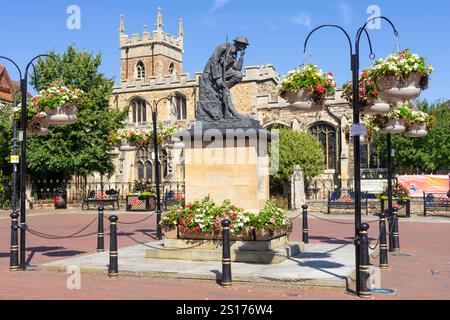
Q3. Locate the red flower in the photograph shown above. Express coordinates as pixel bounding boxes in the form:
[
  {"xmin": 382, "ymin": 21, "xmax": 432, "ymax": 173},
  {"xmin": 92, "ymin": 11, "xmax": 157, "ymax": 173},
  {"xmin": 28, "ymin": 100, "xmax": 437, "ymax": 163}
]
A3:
[
  {"xmin": 361, "ymin": 71, "xmax": 368, "ymax": 78},
  {"xmin": 232, "ymin": 213, "xmax": 237, "ymax": 220},
  {"xmin": 327, "ymin": 72, "xmax": 334, "ymax": 77},
  {"xmin": 372, "ymin": 91, "xmax": 378, "ymax": 97},
  {"xmin": 316, "ymin": 85, "xmax": 325, "ymax": 93}
]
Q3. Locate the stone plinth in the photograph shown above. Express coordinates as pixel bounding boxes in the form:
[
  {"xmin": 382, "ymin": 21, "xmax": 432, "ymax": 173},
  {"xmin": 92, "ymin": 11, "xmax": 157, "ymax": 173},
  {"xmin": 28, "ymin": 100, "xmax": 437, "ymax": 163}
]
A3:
[
  {"xmin": 145, "ymin": 236, "xmax": 304, "ymax": 264},
  {"xmin": 179, "ymin": 124, "xmax": 272, "ymax": 212}
]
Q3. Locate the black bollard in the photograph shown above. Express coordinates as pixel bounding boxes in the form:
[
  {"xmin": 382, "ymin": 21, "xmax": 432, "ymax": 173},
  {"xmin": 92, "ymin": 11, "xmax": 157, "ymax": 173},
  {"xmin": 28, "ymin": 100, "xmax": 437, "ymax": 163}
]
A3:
[
  {"xmin": 97, "ymin": 205, "xmax": 105, "ymax": 253},
  {"xmin": 302, "ymin": 204, "xmax": 309, "ymax": 244},
  {"xmin": 108, "ymin": 215, "xmax": 119, "ymax": 278},
  {"xmin": 358, "ymin": 223, "xmax": 372, "ymax": 299},
  {"xmin": 10, "ymin": 211, "xmax": 20, "ymax": 272},
  {"xmin": 391, "ymin": 207, "xmax": 400, "ymax": 253},
  {"xmin": 221, "ymin": 219, "xmax": 232, "ymax": 287},
  {"xmin": 378, "ymin": 212, "xmax": 389, "ymax": 270}
]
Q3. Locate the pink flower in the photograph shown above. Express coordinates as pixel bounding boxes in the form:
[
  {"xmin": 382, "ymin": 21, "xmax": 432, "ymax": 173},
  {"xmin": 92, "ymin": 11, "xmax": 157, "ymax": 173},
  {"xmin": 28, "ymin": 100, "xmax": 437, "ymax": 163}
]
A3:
[{"xmin": 316, "ymin": 85, "xmax": 325, "ymax": 93}]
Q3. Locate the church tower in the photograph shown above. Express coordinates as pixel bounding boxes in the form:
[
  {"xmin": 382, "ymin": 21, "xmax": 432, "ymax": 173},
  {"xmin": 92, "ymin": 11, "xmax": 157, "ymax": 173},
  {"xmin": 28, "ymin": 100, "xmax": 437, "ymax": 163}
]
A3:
[{"xmin": 119, "ymin": 8, "xmax": 184, "ymax": 84}]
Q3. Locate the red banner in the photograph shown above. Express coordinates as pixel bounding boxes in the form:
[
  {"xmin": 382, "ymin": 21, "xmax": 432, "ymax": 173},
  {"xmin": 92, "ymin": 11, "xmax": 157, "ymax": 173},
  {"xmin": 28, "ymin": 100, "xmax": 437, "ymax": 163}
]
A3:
[{"xmin": 397, "ymin": 175, "xmax": 449, "ymax": 197}]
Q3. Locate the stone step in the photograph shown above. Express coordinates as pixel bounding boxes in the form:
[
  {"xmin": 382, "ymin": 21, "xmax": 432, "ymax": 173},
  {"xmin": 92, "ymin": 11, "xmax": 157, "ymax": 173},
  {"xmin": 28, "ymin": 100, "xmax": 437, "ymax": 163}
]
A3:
[{"xmin": 145, "ymin": 242, "xmax": 304, "ymax": 264}]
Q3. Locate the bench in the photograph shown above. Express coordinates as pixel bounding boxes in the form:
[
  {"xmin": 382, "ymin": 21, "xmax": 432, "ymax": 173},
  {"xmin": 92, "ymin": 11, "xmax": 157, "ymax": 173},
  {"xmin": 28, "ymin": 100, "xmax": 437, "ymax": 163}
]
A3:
[
  {"xmin": 424, "ymin": 193, "xmax": 450, "ymax": 216},
  {"xmin": 327, "ymin": 191, "xmax": 369, "ymax": 215},
  {"xmin": 82, "ymin": 189, "xmax": 120, "ymax": 211}
]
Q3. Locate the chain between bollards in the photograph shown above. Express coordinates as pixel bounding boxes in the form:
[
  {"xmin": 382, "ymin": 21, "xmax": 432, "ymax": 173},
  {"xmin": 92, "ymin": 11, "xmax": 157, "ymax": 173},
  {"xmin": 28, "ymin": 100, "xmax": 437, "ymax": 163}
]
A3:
[
  {"xmin": 390, "ymin": 207, "xmax": 400, "ymax": 253},
  {"xmin": 221, "ymin": 219, "xmax": 232, "ymax": 288},
  {"xmin": 97, "ymin": 205, "xmax": 105, "ymax": 253},
  {"xmin": 10, "ymin": 211, "xmax": 20, "ymax": 272},
  {"xmin": 108, "ymin": 215, "xmax": 119, "ymax": 278},
  {"xmin": 378, "ymin": 212, "xmax": 389, "ymax": 270},
  {"xmin": 357, "ymin": 223, "xmax": 372, "ymax": 299},
  {"xmin": 302, "ymin": 204, "xmax": 309, "ymax": 244}
]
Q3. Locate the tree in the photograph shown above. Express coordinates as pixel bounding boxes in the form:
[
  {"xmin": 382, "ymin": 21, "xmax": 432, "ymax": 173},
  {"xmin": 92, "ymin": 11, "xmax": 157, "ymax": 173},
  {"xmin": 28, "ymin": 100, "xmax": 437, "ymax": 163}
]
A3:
[
  {"xmin": 28, "ymin": 45, "xmax": 127, "ymax": 180},
  {"xmin": 372, "ymin": 100, "xmax": 450, "ymax": 174},
  {"xmin": 271, "ymin": 128, "xmax": 326, "ymax": 184}
]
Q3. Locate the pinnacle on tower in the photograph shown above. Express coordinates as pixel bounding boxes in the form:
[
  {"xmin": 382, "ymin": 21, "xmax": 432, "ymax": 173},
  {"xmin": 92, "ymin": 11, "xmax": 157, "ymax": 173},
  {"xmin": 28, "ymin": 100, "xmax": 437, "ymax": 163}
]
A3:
[
  {"xmin": 157, "ymin": 7, "xmax": 163, "ymax": 33},
  {"xmin": 143, "ymin": 24, "xmax": 148, "ymax": 34},
  {"xmin": 178, "ymin": 18, "xmax": 184, "ymax": 38},
  {"xmin": 119, "ymin": 14, "xmax": 126, "ymax": 35}
]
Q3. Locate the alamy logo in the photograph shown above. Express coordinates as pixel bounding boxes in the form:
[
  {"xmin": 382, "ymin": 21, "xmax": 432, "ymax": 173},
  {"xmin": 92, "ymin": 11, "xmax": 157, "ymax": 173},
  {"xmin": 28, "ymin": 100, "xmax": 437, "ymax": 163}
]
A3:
[
  {"xmin": 66, "ymin": 5, "xmax": 81, "ymax": 30},
  {"xmin": 366, "ymin": 5, "xmax": 382, "ymax": 30},
  {"xmin": 66, "ymin": 265, "xmax": 81, "ymax": 290}
]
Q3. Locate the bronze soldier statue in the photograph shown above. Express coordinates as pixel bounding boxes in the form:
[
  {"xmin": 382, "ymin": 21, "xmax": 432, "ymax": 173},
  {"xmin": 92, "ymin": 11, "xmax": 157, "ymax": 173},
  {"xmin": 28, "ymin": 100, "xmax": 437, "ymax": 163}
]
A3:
[{"xmin": 197, "ymin": 36, "xmax": 260, "ymax": 127}]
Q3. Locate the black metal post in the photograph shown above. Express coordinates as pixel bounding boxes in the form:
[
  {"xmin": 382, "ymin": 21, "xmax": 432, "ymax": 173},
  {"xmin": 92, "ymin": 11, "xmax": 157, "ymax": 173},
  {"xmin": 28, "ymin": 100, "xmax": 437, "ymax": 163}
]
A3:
[
  {"xmin": 19, "ymin": 78, "xmax": 27, "ymax": 271},
  {"xmin": 387, "ymin": 133, "xmax": 394, "ymax": 250},
  {"xmin": 221, "ymin": 219, "xmax": 232, "ymax": 287},
  {"xmin": 379, "ymin": 212, "xmax": 389, "ymax": 270},
  {"xmin": 11, "ymin": 93, "xmax": 19, "ymax": 227},
  {"xmin": 108, "ymin": 215, "xmax": 119, "ymax": 278},
  {"xmin": 10, "ymin": 211, "xmax": 20, "ymax": 271},
  {"xmin": 97, "ymin": 204, "xmax": 105, "ymax": 252},
  {"xmin": 153, "ymin": 110, "xmax": 162, "ymax": 241},
  {"xmin": 302, "ymin": 204, "xmax": 309, "ymax": 244},
  {"xmin": 358, "ymin": 223, "xmax": 371, "ymax": 298},
  {"xmin": 391, "ymin": 207, "xmax": 400, "ymax": 252}
]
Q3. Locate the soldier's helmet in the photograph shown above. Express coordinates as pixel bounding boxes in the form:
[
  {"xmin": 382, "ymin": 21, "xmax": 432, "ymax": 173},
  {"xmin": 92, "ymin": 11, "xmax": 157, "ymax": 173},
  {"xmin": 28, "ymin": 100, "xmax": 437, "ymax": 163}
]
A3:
[{"xmin": 234, "ymin": 36, "xmax": 249, "ymax": 47}]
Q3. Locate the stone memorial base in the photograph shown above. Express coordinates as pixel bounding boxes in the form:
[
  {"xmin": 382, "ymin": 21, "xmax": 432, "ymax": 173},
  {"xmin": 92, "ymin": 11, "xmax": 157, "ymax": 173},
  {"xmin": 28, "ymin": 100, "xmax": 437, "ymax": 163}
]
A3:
[
  {"xmin": 180, "ymin": 123, "xmax": 273, "ymax": 212},
  {"xmin": 145, "ymin": 236, "xmax": 304, "ymax": 264}
]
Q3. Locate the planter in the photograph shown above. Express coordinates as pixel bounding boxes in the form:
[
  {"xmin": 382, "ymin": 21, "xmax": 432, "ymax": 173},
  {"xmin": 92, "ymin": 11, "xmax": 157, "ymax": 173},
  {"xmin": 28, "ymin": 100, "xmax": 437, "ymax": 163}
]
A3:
[
  {"xmin": 118, "ymin": 140, "xmax": 138, "ymax": 152},
  {"xmin": 377, "ymin": 73, "xmax": 422, "ymax": 103},
  {"xmin": 46, "ymin": 104, "xmax": 78, "ymax": 125},
  {"xmin": 39, "ymin": 116, "xmax": 51, "ymax": 129},
  {"xmin": 404, "ymin": 122, "xmax": 428, "ymax": 138},
  {"xmin": 216, "ymin": 227, "xmax": 254, "ymax": 241},
  {"xmin": 163, "ymin": 226, "xmax": 178, "ymax": 239},
  {"xmin": 381, "ymin": 119, "xmax": 406, "ymax": 134},
  {"xmin": 126, "ymin": 195, "xmax": 156, "ymax": 212},
  {"xmin": 361, "ymin": 101, "xmax": 392, "ymax": 115},
  {"xmin": 26, "ymin": 127, "xmax": 50, "ymax": 137},
  {"xmin": 254, "ymin": 226, "xmax": 291, "ymax": 241},
  {"xmin": 285, "ymin": 89, "xmax": 324, "ymax": 113},
  {"xmin": 178, "ymin": 230, "xmax": 215, "ymax": 241}
]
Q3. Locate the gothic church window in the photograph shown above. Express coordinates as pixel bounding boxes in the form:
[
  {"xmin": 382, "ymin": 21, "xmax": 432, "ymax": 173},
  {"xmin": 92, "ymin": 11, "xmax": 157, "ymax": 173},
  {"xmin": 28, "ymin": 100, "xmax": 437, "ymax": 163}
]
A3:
[
  {"xmin": 136, "ymin": 61, "xmax": 145, "ymax": 79},
  {"xmin": 309, "ymin": 123, "xmax": 337, "ymax": 170},
  {"xmin": 173, "ymin": 93, "xmax": 187, "ymax": 120},
  {"xmin": 131, "ymin": 98, "xmax": 147, "ymax": 124},
  {"xmin": 168, "ymin": 63, "xmax": 175, "ymax": 76}
]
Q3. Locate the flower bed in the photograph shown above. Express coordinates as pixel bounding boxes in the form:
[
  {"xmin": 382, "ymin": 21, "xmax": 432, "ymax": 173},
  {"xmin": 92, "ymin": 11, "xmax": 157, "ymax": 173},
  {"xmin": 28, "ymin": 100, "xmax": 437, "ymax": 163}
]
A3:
[
  {"xmin": 161, "ymin": 197, "xmax": 292, "ymax": 241},
  {"xmin": 279, "ymin": 64, "xmax": 336, "ymax": 113}
]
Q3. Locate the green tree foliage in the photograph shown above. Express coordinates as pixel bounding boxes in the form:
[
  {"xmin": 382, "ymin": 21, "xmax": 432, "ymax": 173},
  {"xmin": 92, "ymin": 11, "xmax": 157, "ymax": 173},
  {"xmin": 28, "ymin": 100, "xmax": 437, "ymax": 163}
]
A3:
[
  {"xmin": 271, "ymin": 128, "xmax": 326, "ymax": 184},
  {"xmin": 372, "ymin": 100, "xmax": 450, "ymax": 174},
  {"xmin": 28, "ymin": 45, "xmax": 127, "ymax": 178},
  {"xmin": 0, "ymin": 102, "xmax": 13, "ymax": 173}
]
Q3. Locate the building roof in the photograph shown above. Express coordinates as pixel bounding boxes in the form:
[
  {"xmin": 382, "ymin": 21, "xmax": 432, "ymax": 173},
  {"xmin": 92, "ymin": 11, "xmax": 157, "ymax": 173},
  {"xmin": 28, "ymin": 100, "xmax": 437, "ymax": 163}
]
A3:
[{"xmin": 0, "ymin": 64, "xmax": 20, "ymax": 103}]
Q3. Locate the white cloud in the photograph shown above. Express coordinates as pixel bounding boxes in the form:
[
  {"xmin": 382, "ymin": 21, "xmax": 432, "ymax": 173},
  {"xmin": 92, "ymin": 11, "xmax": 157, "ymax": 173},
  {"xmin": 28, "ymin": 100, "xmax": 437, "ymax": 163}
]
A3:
[
  {"xmin": 339, "ymin": 2, "xmax": 352, "ymax": 25},
  {"xmin": 292, "ymin": 13, "xmax": 311, "ymax": 28},
  {"xmin": 211, "ymin": 0, "xmax": 232, "ymax": 13}
]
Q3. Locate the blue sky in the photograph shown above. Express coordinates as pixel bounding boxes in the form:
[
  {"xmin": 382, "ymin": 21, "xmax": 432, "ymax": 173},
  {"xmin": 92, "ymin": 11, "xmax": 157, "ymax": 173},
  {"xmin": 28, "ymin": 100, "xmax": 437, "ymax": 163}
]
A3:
[{"xmin": 1, "ymin": 0, "xmax": 449, "ymax": 103}]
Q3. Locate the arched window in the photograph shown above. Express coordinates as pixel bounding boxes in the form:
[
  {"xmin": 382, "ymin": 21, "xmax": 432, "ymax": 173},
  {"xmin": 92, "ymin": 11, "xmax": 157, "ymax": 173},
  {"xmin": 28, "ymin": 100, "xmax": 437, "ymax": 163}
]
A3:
[
  {"xmin": 136, "ymin": 161, "xmax": 145, "ymax": 181},
  {"xmin": 131, "ymin": 98, "xmax": 147, "ymax": 124},
  {"xmin": 145, "ymin": 161, "xmax": 153, "ymax": 181},
  {"xmin": 309, "ymin": 123, "xmax": 337, "ymax": 170},
  {"xmin": 136, "ymin": 61, "xmax": 145, "ymax": 79},
  {"xmin": 172, "ymin": 93, "xmax": 187, "ymax": 120},
  {"xmin": 168, "ymin": 63, "xmax": 175, "ymax": 76}
]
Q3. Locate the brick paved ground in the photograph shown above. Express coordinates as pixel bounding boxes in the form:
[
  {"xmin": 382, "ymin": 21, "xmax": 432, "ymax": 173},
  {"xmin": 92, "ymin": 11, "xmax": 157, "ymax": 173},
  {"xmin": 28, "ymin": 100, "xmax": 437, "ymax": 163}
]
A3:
[{"xmin": 0, "ymin": 210, "xmax": 449, "ymax": 300}]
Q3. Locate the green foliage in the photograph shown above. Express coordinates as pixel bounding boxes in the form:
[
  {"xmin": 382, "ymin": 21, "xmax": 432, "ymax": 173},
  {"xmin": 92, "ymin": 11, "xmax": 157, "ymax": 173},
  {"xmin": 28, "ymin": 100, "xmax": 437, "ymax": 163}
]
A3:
[
  {"xmin": 0, "ymin": 102, "xmax": 13, "ymax": 172},
  {"xmin": 272, "ymin": 128, "xmax": 326, "ymax": 184},
  {"xmin": 27, "ymin": 45, "xmax": 127, "ymax": 178},
  {"xmin": 372, "ymin": 100, "xmax": 450, "ymax": 173}
]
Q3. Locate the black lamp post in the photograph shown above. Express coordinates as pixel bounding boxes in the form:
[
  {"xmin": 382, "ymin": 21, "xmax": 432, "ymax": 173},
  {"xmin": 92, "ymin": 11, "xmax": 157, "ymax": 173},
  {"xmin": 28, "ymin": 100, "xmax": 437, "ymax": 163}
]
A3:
[
  {"xmin": 0, "ymin": 54, "xmax": 57, "ymax": 270},
  {"xmin": 304, "ymin": 16, "xmax": 399, "ymax": 297}
]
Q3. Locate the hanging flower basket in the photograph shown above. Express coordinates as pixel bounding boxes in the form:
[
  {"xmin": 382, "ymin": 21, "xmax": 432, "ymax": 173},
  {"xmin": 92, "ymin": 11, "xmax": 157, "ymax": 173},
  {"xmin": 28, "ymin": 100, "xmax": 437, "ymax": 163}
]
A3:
[
  {"xmin": 361, "ymin": 100, "xmax": 392, "ymax": 115},
  {"xmin": 377, "ymin": 73, "xmax": 423, "ymax": 103},
  {"xmin": 118, "ymin": 140, "xmax": 138, "ymax": 152},
  {"xmin": 45, "ymin": 104, "xmax": 78, "ymax": 125},
  {"xmin": 381, "ymin": 119, "xmax": 406, "ymax": 134},
  {"xmin": 404, "ymin": 122, "xmax": 428, "ymax": 138},
  {"xmin": 285, "ymin": 89, "xmax": 323, "ymax": 113},
  {"xmin": 367, "ymin": 49, "xmax": 433, "ymax": 103},
  {"xmin": 279, "ymin": 64, "xmax": 336, "ymax": 114},
  {"xmin": 26, "ymin": 126, "xmax": 50, "ymax": 137},
  {"xmin": 34, "ymin": 82, "xmax": 84, "ymax": 126}
]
